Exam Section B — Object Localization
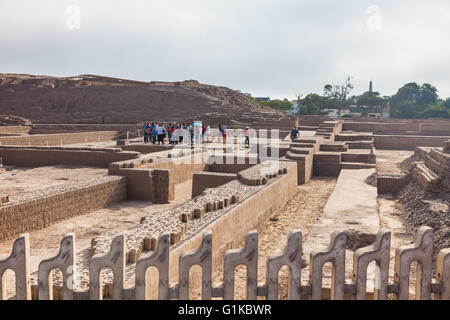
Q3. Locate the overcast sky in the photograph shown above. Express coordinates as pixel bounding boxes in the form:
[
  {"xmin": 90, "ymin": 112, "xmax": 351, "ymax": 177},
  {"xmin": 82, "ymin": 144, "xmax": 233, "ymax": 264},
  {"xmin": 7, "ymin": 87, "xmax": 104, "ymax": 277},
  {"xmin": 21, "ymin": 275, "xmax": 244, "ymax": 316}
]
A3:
[{"xmin": 1, "ymin": 0, "xmax": 450, "ymax": 100}]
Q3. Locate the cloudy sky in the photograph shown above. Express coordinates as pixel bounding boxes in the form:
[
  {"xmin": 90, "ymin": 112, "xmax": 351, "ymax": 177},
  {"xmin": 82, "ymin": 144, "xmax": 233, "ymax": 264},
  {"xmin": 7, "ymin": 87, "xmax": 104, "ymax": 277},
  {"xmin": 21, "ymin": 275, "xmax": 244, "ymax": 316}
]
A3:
[{"xmin": 1, "ymin": 0, "xmax": 450, "ymax": 100}]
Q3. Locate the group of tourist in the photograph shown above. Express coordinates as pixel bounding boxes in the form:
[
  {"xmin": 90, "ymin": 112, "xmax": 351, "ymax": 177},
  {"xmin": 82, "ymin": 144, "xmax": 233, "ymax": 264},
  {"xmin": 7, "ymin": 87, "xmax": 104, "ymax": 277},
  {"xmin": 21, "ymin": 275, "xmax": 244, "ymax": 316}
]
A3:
[
  {"xmin": 141, "ymin": 122, "xmax": 253, "ymax": 146},
  {"xmin": 142, "ymin": 122, "xmax": 213, "ymax": 145}
]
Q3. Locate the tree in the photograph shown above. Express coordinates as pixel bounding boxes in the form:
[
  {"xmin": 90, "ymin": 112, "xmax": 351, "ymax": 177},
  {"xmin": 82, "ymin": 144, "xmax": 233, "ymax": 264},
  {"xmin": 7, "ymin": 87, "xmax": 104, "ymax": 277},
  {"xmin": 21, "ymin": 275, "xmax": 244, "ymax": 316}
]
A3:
[
  {"xmin": 420, "ymin": 105, "xmax": 450, "ymax": 119},
  {"xmin": 323, "ymin": 77, "xmax": 354, "ymax": 117},
  {"xmin": 262, "ymin": 99, "xmax": 293, "ymax": 111},
  {"xmin": 356, "ymin": 91, "xmax": 388, "ymax": 113},
  {"xmin": 390, "ymin": 82, "xmax": 439, "ymax": 118},
  {"xmin": 442, "ymin": 97, "xmax": 450, "ymax": 109},
  {"xmin": 297, "ymin": 93, "xmax": 331, "ymax": 115}
]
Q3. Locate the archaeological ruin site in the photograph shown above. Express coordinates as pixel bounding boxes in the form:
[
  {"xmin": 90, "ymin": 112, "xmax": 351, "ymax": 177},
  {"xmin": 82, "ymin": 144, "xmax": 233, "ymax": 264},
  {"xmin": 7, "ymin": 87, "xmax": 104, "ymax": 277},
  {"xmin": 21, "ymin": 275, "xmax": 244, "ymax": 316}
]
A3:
[{"xmin": 0, "ymin": 74, "xmax": 449, "ymax": 301}]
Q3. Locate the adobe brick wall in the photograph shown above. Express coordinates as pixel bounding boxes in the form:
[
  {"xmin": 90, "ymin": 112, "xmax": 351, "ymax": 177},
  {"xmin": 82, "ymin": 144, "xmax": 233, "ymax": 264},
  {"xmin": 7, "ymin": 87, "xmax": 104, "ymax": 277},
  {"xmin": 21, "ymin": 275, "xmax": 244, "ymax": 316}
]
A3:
[
  {"xmin": 0, "ymin": 176, "xmax": 126, "ymax": 241},
  {"xmin": 343, "ymin": 122, "xmax": 419, "ymax": 134},
  {"xmin": 32, "ymin": 124, "xmax": 139, "ymax": 133},
  {"xmin": 143, "ymin": 155, "xmax": 207, "ymax": 185},
  {"xmin": 205, "ymin": 155, "xmax": 258, "ymax": 174},
  {"xmin": 122, "ymin": 144, "xmax": 174, "ymax": 154},
  {"xmin": 377, "ymin": 174, "xmax": 409, "ymax": 194},
  {"xmin": 374, "ymin": 135, "xmax": 448, "ymax": 150},
  {"xmin": 0, "ymin": 131, "xmax": 119, "ymax": 146},
  {"xmin": 419, "ymin": 123, "xmax": 450, "ymax": 135},
  {"xmin": 192, "ymin": 172, "xmax": 237, "ymax": 198},
  {"xmin": 0, "ymin": 126, "xmax": 31, "ymax": 135},
  {"xmin": 313, "ymin": 153, "xmax": 342, "ymax": 177},
  {"xmin": 0, "ymin": 148, "xmax": 140, "ymax": 168},
  {"xmin": 168, "ymin": 161, "xmax": 298, "ymax": 287}
]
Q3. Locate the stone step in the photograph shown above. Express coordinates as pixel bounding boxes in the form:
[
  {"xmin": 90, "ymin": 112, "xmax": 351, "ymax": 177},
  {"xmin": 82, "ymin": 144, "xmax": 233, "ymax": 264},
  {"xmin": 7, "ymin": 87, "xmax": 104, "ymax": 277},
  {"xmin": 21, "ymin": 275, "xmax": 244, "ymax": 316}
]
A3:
[
  {"xmin": 335, "ymin": 133, "xmax": 373, "ymax": 142},
  {"xmin": 291, "ymin": 143, "xmax": 315, "ymax": 149},
  {"xmin": 317, "ymin": 127, "xmax": 334, "ymax": 132},
  {"xmin": 429, "ymin": 149, "xmax": 450, "ymax": 167},
  {"xmin": 424, "ymin": 154, "xmax": 450, "ymax": 177},
  {"xmin": 294, "ymin": 138, "xmax": 323, "ymax": 144},
  {"xmin": 320, "ymin": 142, "xmax": 348, "ymax": 152},
  {"xmin": 298, "ymin": 126, "xmax": 319, "ymax": 131},
  {"xmin": 341, "ymin": 162, "xmax": 376, "ymax": 170},
  {"xmin": 316, "ymin": 133, "xmax": 332, "ymax": 139},
  {"xmin": 412, "ymin": 162, "xmax": 440, "ymax": 192},
  {"xmin": 314, "ymin": 152, "xmax": 341, "ymax": 163},
  {"xmin": 290, "ymin": 147, "xmax": 312, "ymax": 155},
  {"xmin": 341, "ymin": 152, "xmax": 372, "ymax": 163},
  {"xmin": 286, "ymin": 151, "xmax": 308, "ymax": 161},
  {"xmin": 346, "ymin": 141, "xmax": 374, "ymax": 149}
]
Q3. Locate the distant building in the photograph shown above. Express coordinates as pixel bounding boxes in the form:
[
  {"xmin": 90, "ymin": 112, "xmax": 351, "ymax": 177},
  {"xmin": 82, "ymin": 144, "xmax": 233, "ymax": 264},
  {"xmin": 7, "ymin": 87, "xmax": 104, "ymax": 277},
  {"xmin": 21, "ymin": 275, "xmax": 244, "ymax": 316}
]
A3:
[
  {"xmin": 323, "ymin": 109, "xmax": 351, "ymax": 118},
  {"xmin": 254, "ymin": 97, "xmax": 270, "ymax": 102}
]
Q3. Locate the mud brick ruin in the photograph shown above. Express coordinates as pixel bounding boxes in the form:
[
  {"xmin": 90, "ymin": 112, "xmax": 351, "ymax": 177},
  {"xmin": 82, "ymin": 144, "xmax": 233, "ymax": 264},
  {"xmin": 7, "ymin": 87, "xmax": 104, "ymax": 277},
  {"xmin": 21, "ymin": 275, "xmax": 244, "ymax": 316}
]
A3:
[{"xmin": 0, "ymin": 77, "xmax": 449, "ymax": 300}]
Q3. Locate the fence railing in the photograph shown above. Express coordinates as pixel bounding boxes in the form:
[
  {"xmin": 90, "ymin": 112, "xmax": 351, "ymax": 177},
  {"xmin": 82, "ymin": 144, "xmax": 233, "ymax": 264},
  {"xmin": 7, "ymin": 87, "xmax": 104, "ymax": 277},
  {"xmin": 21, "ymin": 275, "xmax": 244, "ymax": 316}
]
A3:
[{"xmin": 0, "ymin": 226, "xmax": 449, "ymax": 300}]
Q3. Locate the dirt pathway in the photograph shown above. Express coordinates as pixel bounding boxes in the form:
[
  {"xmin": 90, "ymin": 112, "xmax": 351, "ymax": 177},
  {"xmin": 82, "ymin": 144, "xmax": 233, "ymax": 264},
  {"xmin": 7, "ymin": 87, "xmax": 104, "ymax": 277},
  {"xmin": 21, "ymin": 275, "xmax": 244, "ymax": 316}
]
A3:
[
  {"xmin": 210, "ymin": 178, "xmax": 337, "ymax": 300},
  {"xmin": 0, "ymin": 179, "xmax": 193, "ymax": 299}
]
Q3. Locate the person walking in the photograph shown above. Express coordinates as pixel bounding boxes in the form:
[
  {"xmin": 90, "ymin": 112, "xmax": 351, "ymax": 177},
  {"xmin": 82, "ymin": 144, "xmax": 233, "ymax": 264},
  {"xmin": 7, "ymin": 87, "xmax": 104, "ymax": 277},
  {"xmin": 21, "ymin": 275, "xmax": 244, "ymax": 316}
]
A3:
[
  {"xmin": 220, "ymin": 124, "xmax": 227, "ymax": 144},
  {"xmin": 291, "ymin": 126, "xmax": 300, "ymax": 142},
  {"xmin": 245, "ymin": 127, "xmax": 250, "ymax": 147}
]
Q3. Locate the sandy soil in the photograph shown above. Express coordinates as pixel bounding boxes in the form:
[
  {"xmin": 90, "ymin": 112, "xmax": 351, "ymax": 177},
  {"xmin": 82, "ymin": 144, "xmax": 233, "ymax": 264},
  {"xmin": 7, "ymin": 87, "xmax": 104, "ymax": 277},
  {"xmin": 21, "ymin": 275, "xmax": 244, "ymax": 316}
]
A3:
[
  {"xmin": 210, "ymin": 178, "xmax": 337, "ymax": 300},
  {"xmin": 375, "ymin": 150, "xmax": 419, "ymax": 299},
  {"xmin": 376, "ymin": 150, "xmax": 414, "ymax": 174},
  {"xmin": 0, "ymin": 179, "xmax": 193, "ymax": 299},
  {"xmin": 0, "ymin": 165, "xmax": 108, "ymax": 200}
]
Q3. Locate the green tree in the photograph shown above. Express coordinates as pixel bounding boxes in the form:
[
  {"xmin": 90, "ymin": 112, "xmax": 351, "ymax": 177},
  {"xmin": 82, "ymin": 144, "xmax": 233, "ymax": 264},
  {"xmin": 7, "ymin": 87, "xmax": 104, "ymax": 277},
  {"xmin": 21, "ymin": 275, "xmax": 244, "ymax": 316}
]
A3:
[
  {"xmin": 356, "ymin": 91, "xmax": 387, "ymax": 112},
  {"xmin": 262, "ymin": 99, "xmax": 293, "ymax": 111},
  {"xmin": 323, "ymin": 77, "xmax": 354, "ymax": 117},
  {"xmin": 297, "ymin": 93, "xmax": 331, "ymax": 115},
  {"xmin": 442, "ymin": 97, "xmax": 450, "ymax": 109},
  {"xmin": 420, "ymin": 106, "xmax": 450, "ymax": 119},
  {"xmin": 390, "ymin": 82, "xmax": 439, "ymax": 118}
]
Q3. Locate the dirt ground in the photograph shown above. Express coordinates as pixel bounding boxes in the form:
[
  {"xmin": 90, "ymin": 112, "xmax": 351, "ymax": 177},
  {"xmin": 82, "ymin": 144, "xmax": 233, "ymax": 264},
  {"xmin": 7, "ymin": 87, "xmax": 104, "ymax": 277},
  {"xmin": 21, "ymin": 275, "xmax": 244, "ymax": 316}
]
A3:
[
  {"xmin": 0, "ymin": 150, "xmax": 425, "ymax": 299},
  {"xmin": 210, "ymin": 178, "xmax": 338, "ymax": 300},
  {"xmin": 0, "ymin": 179, "xmax": 193, "ymax": 299},
  {"xmin": 375, "ymin": 150, "xmax": 420, "ymax": 299},
  {"xmin": 375, "ymin": 150, "xmax": 414, "ymax": 174},
  {"xmin": 0, "ymin": 165, "xmax": 108, "ymax": 200}
]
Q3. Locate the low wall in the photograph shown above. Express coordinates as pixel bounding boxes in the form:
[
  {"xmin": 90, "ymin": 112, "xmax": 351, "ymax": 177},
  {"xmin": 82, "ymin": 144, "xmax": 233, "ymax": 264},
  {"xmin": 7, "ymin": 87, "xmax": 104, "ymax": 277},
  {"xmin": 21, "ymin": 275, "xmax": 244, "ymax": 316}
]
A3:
[
  {"xmin": 420, "ymin": 123, "xmax": 450, "ymax": 135},
  {"xmin": 0, "ymin": 126, "xmax": 31, "ymax": 135},
  {"xmin": 206, "ymin": 155, "xmax": 258, "ymax": 174},
  {"xmin": 0, "ymin": 176, "xmax": 126, "ymax": 241},
  {"xmin": 143, "ymin": 155, "xmax": 207, "ymax": 185},
  {"xmin": 168, "ymin": 161, "xmax": 298, "ymax": 287},
  {"xmin": 0, "ymin": 131, "xmax": 119, "ymax": 146},
  {"xmin": 343, "ymin": 122, "xmax": 419, "ymax": 134},
  {"xmin": 0, "ymin": 148, "xmax": 140, "ymax": 168},
  {"xmin": 192, "ymin": 172, "xmax": 237, "ymax": 198},
  {"xmin": 109, "ymin": 153, "xmax": 206, "ymax": 202},
  {"xmin": 118, "ymin": 168, "xmax": 174, "ymax": 203},
  {"xmin": 377, "ymin": 174, "xmax": 409, "ymax": 194},
  {"xmin": 374, "ymin": 135, "xmax": 449, "ymax": 150},
  {"xmin": 32, "ymin": 124, "xmax": 139, "ymax": 133},
  {"xmin": 122, "ymin": 144, "xmax": 174, "ymax": 154}
]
